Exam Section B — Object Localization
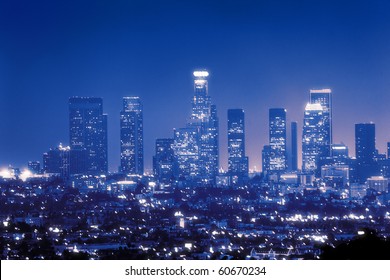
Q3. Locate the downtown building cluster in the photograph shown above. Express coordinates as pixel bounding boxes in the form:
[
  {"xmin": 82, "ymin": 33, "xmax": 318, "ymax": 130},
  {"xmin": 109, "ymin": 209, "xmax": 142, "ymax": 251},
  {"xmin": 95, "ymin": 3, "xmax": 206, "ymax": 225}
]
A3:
[
  {"xmin": 2, "ymin": 69, "xmax": 390, "ymax": 260},
  {"xmin": 12, "ymin": 70, "xmax": 390, "ymax": 194}
]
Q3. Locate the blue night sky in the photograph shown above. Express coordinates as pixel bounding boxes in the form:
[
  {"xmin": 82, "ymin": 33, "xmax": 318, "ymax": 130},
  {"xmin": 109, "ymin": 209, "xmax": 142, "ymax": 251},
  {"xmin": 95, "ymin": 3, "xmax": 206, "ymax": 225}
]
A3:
[{"xmin": 1, "ymin": 0, "xmax": 390, "ymax": 172}]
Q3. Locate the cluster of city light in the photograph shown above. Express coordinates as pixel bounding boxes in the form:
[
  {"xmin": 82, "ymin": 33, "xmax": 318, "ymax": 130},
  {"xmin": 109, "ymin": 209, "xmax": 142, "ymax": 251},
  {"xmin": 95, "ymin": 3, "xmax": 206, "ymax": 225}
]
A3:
[
  {"xmin": 0, "ymin": 169, "xmax": 12, "ymax": 179},
  {"xmin": 285, "ymin": 214, "xmax": 319, "ymax": 222}
]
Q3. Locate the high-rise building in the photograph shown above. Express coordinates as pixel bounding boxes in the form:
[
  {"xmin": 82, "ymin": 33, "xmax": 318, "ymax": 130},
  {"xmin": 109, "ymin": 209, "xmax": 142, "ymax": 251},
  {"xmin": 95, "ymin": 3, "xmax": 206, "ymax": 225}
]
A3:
[
  {"xmin": 302, "ymin": 103, "xmax": 326, "ymax": 172},
  {"xmin": 28, "ymin": 161, "xmax": 41, "ymax": 174},
  {"xmin": 188, "ymin": 70, "xmax": 212, "ymax": 126},
  {"xmin": 172, "ymin": 70, "xmax": 219, "ymax": 182},
  {"xmin": 120, "ymin": 97, "xmax": 144, "ymax": 175},
  {"xmin": 172, "ymin": 127, "xmax": 200, "ymax": 178},
  {"xmin": 69, "ymin": 97, "xmax": 108, "ymax": 174},
  {"xmin": 355, "ymin": 123, "xmax": 375, "ymax": 165},
  {"xmin": 355, "ymin": 123, "xmax": 378, "ymax": 183},
  {"xmin": 262, "ymin": 145, "xmax": 272, "ymax": 173},
  {"xmin": 43, "ymin": 144, "xmax": 87, "ymax": 178},
  {"xmin": 269, "ymin": 108, "xmax": 287, "ymax": 172},
  {"xmin": 227, "ymin": 109, "xmax": 248, "ymax": 179},
  {"xmin": 153, "ymin": 138, "xmax": 175, "ymax": 183},
  {"xmin": 331, "ymin": 143, "xmax": 349, "ymax": 163},
  {"xmin": 199, "ymin": 104, "xmax": 219, "ymax": 180},
  {"xmin": 309, "ymin": 89, "xmax": 332, "ymax": 158},
  {"xmin": 290, "ymin": 121, "xmax": 298, "ymax": 171}
]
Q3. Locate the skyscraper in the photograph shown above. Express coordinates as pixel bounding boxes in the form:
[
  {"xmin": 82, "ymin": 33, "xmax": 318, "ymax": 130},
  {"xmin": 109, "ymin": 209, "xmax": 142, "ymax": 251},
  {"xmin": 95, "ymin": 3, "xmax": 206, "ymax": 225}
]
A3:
[
  {"xmin": 355, "ymin": 123, "xmax": 378, "ymax": 183},
  {"xmin": 262, "ymin": 145, "xmax": 272, "ymax": 173},
  {"xmin": 302, "ymin": 103, "xmax": 326, "ymax": 172},
  {"xmin": 290, "ymin": 121, "xmax": 298, "ymax": 171},
  {"xmin": 269, "ymin": 108, "xmax": 287, "ymax": 172},
  {"xmin": 188, "ymin": 70, "xmax": 212, "ymax": 126},
  {"xmin": 173, "ymin": 70, "xmax": 219, "ymax": 182},
  {"xmin": 120, "ymin": 97, "xmax": 144, "ymax": 175},
  {"xmin": 355, "ymin": 123, "xmax": 375, "ymax": 165},
  {"xmin": 227, "ymin": 109, "xmax": 248, "ymax": 179},
  {"xmin": 153, "ymin": 138, "xmax": 175, "ymax": 184},
  {"xmin": 43, "ymin": 144, "xmax": 87, "ymax": 178},
  {"xmin": 199, "ymin": 104, "xmax": 219, "ymax": 180},
  {"xmin": 69, "ymin": 97, "xmax": 108, "ymax": 174},
  {"xmin": 309, "ymin": 89, "xmax": 332, "ymax": 157},
  {"xmin": 172, "ymin": 127, "xmax": 200, "ymax": 178}
]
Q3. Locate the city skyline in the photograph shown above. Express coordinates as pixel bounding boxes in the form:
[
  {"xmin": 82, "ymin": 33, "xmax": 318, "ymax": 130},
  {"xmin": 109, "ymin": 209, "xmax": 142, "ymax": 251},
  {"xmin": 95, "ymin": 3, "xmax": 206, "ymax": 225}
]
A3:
[
  {"xmin": 2, "ymin": 0, "xmax": 390, "ymax": 171},
  {"xmin": 2, "ymin": 77, "xmax": 390, "ymax": 173}
]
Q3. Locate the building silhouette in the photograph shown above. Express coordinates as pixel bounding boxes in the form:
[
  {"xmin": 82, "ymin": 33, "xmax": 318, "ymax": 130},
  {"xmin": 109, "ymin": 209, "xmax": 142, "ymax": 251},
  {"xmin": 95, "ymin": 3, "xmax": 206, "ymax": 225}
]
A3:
[
  {"xmin": 43, "ymin": 144, "xmax": 87, "ymax": 178},
  {"xmin": 262, "ymin": 145, "xmax": 272, "ymax": 173},
  {"xmin": 120, "ymin": 97, "xmax": 144, "ymax": 175},
  {"xmin": 268, "ymin": 108, "xmax": 287, "ymax": 172},
  {"xmin": 28, "ymin": 161, "xmax": 41, "ymax": 174},
  {"xmin": 69, "ymin": 97, "xmax": 108, "ymax": 174},
  {"xmin": 227, "ymin": 109, "xmax": 248, "ymax": 181},
  {"xmin": 153, "ymin": 138, "xmax": 175, "ymax": 184},
  {"xmin": 290, "ymin": 121, "xmax": 298, "ymax": 171},
  {"xmin": 355, "ymin": 123, "xmax": 378, "ymax": 183}
]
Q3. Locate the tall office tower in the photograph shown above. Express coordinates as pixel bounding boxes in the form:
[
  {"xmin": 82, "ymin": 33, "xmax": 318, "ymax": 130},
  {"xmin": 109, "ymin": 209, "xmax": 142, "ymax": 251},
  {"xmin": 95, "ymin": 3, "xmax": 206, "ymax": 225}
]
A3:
[
  {"xmin": 302, "ymin": 103, "xmax": 326, "ymax": 172},
  {"xmin": 269, "ymin": 108, "xmax": 287, "ymax": 172},
  {"xmin": 290, "ymin": 121, "xmax": 298, "ymax": 171},
  {"xmin": 309, "ymin": 89, "xmax": 332, "ymax": 157},
  {"xmin": 120, "ymin": 97, "xmax": 144, "ymax": 175},
  {"xmin": 355, "ymin": 123, "xmax": 376, "ymax": 165},
  {"xmin": 355, "ymin": 123, "xmax": 379, "ymax": 183},
  {"xmin": 188, "ymin": 70, "xmax": 212, "ymax": 126},
  {"xmin": 173, "ymin": 70, "xmax": 219, "ymax": 181},
  {"xmin": 43, "ymin": 144, "xmax": 87, "ymax": 178},
  {"xmin": 153, "ymin": 138, "xmax": 175, "ymax": 183},
  {"xmin": 227, "ymin": 109, "xmax": 249, "ymax": 179},
  {"xmin": 69, "ymin": 97, "xmax": 108, "ymax": 174}
]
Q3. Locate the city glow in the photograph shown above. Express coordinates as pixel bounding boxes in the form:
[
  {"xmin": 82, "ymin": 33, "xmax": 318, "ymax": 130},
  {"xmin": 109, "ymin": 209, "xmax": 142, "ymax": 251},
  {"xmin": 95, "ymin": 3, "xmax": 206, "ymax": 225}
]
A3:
[
  {"xmin": 20, "ymin": 169, "xmax": 33, "ymax": 182},
  {"xmin": 0, "ymin": 169, "xmax": 12, "ymax": 179}
]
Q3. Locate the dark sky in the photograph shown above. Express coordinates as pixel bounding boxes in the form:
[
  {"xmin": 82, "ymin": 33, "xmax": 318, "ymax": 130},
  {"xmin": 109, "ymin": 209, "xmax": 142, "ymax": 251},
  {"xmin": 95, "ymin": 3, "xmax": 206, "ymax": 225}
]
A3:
[{"xmin": 1, "ymin": 0, "xmax": 390, "ymax": 172}]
